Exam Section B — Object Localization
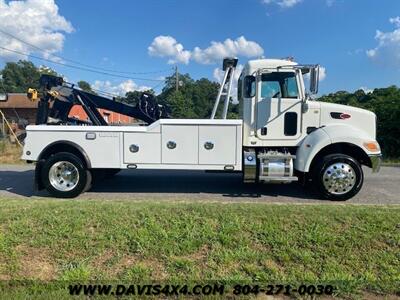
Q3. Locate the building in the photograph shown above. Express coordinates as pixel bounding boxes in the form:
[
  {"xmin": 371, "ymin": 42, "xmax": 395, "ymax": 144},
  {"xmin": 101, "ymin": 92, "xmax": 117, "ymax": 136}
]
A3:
[
  {"xmin": 0, "ymin": 93, "xmax": 134, "ymax": 125},
  {"xmin": 0, "ymin": 93, "xmax": 38, "ymax": 124},
  {"xmin": 69, "ymin": 105, "xmax": 134, "ymax": 124}
]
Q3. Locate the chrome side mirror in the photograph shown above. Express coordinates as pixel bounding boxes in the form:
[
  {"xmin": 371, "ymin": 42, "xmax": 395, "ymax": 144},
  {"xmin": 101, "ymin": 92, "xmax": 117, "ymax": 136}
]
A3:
[{"xmin": 310, "ymin": 66, "xmax": 320, "ymax": 94}]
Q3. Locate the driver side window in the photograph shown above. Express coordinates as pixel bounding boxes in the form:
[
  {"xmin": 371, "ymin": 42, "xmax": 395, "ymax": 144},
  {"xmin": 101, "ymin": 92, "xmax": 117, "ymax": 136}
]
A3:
[{"xmin": 261, "ymin": 72, "xmax": 299, "ymax": 99}]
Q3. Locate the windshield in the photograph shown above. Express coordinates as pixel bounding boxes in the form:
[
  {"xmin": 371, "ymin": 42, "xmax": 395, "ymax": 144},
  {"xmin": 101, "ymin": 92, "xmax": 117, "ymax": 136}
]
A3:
[{"xmin": 261, "ymin": 72, "xmax": 299, "ymax": 98}]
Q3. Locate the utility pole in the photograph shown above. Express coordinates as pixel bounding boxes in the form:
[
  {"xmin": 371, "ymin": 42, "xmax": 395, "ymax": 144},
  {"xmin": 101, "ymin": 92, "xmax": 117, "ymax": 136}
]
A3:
[{"xmin": 175, "ymin": 65, "xmax": 179, "ymax": 92}]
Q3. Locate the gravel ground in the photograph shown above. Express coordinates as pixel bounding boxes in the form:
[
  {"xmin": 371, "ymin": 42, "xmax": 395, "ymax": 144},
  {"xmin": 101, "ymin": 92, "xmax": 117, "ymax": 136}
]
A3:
[{"xmin": 0, "ymin": 164, "xmax": 399, "ymax": 204}]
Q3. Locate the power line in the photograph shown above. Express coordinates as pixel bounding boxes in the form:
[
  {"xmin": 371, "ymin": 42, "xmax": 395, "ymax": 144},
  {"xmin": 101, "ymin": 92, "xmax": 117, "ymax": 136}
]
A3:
[
  {"xmin": 91, "ymin": 80, "xmax": 165, "ymax": 99},
  {"xmin": 89, "ymin": 88, "xmax": 122, "ymax": 98},
  {"xmin": 150, "ymin": 80, "xmax": 164, "ymax": 92},
  {"xmin": 0, "ymin": 46, "xmax": 165, "ymax": 82},
  {"xmin": 0, "ymin": 29, "xmax": 173, "ymax": 75}
]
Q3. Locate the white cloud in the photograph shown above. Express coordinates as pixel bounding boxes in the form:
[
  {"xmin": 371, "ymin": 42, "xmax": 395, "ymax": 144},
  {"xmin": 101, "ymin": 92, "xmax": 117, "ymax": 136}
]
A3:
[
  {"xmin": 359, "ymin": 86, "xmax": 373, "ymax": 94},
  {"xmin": 92, "ymin": 80, "xmax": 151, "ymax": 96},
  {"xmin": 262, "ymin": 0, "xmax": 302, "ymax": 8},
  {"xmin": 148, "ymin": 35, "xmax": 191, "ymax": 65},
  {"xmin": 192, "ymin": 36, "xmax": 264, "ymax": 64},
  {"xmin": 213, "ymin": 64, "xmax": 244, "ymax": 103},
  {"xmin": 148, "ymin": 35, "xmax": 263, "ymax": 65},
  {"xmin": 367, "ymin": 17, "xmax": 400, "ymax": 67},
  {"xmin": 0, "ymin": 0, "xmax": 73, "ymax": 61},
  {"xmin": 389, "ymin": 16, "xmax": 400, "ymax": 28}
]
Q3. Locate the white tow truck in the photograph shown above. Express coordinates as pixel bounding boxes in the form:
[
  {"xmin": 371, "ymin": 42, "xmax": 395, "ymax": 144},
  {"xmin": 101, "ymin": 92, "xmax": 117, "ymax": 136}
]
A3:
[{"xmin": 22, "ymin": 58, "xmax": 382, "ymax": 199}]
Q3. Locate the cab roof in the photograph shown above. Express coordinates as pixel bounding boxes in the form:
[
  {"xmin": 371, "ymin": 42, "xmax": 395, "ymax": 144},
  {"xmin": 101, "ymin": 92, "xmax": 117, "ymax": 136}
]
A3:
[{"xmin": 244, "ymin": 58, "xmax": 298, "ymax": 74}]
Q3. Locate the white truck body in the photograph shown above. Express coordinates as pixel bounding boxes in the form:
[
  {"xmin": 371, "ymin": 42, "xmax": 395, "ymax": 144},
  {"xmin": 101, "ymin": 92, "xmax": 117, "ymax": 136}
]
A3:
[
  {"xmin": 21, "ymin": 58, "xmax": 382, "ymax": 200},
  {"xmin": 22, "ymin": 119, "xmax": 243, "ymax": 170}
]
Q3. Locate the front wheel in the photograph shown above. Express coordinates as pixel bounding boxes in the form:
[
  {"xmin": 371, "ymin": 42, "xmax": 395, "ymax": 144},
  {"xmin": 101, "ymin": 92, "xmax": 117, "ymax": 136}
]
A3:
[
  {"xmin": 312, "ymin": 154, "xmax": 363, "ymax": 201},
  {"xmin": 41, "ymin": 152, "xmax": 89, "ymax": 198}
]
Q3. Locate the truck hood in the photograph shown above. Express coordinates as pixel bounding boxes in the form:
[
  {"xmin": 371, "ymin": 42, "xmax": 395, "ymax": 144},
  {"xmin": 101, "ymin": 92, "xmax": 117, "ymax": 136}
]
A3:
[{"xmin": 319, "ymin": 102, "xmax": 377, "ymax": 139}]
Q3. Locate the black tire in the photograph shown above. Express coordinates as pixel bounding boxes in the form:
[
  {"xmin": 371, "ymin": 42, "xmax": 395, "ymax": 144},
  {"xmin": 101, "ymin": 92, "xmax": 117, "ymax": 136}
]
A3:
[
  {"xmin": 41, "ymin": 152, "xmax": 88, "ymax": 198},
  {"xmin": 83, "ymin": 170, "xmax": 93, "ymax": 193},
  {"xmin": 311, "ymin": 153, "xmax": 363, "ymax": 201}
]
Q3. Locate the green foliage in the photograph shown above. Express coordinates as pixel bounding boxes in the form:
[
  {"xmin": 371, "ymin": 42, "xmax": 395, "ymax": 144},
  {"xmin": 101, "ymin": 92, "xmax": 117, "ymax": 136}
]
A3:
[
  {"xmin": 319, "ymin": 87, "xmax": 400, "ymax": 158},
  {"xmin": 77, "ymin": 80, "xmax": 93, "ymax": 93},
  {"xmin": 1, "ymin": 61, "xmax": 41, "ymax": 93},
  {"xmin": 158, "ymin": 73, "xmax": 239, "ymax": 119},
  {"xmin": 165, "ymin": 90, "xmax": 196, "ymax": 118},
  {"xmin": 123, "ymin": 90, "xmax": 142, "ymax": 106},
  {"xmin": 122, "ymin": 89, "xmax": 155, "ymax": 106},
  {"xmin": 0, "ymin": 60, "xmax": 59, "ymax": 93}
]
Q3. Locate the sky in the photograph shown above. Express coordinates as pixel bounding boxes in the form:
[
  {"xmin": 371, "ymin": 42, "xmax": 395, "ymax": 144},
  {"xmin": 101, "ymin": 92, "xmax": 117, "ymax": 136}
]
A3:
[{"xmin": 0, "ymin": 0, "xmax": 400, "ymax": 96}]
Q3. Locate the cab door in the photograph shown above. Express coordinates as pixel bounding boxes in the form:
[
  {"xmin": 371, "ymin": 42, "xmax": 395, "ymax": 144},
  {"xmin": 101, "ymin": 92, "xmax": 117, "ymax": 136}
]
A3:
[{"xmin": 256, "ymin": 71, "xmax": 302, "ymax": 140}]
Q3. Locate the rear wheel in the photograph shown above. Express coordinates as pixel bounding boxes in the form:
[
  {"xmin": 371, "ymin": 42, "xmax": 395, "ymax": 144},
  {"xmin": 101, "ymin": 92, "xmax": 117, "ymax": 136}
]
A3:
[
  {"xmin": 41, "ymin": 152, "xmax": 89, "ymax": 198},
  {"xmin": 312, "ymin": 153, "xmax": 363, "ymax": 201}
]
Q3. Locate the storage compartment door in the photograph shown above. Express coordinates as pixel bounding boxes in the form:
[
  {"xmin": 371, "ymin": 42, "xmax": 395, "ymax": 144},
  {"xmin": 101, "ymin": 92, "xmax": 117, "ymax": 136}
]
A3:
[
  {"xmin": 124, "ymin": 133, "xmax": 161, "ymax": 163},
  {"xmin": 199, "ymin": 126, "xmax": 237, "ymax": 165},
  {"xmin": 162, "ymin": 125, "xmax": 198, "ymax": 164}
]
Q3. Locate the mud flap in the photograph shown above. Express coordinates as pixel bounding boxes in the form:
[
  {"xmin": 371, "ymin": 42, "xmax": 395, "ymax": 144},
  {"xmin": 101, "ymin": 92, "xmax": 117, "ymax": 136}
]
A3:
[{"xmin": 34, "ymin": 160, "xmax": 45, "ymax": 191}]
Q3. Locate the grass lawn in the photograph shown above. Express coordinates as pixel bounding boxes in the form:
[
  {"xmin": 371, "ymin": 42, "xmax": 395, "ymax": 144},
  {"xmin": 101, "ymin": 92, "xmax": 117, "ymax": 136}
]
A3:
[{"xmin": 0, "ymin": 199, "xmax": 399, "ymax": 299}]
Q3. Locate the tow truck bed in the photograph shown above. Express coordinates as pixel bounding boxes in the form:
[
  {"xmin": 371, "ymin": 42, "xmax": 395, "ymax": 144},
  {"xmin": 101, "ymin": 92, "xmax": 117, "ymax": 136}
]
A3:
[{"xmin": 22, "ymin": 119, "xmax": 243, "ymax": 171}]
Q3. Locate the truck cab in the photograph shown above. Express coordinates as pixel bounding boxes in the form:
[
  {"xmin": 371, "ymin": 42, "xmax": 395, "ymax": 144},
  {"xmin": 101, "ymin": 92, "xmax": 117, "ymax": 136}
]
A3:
[
  {"xmin": 239, "ymin": 58, "xmax": 381, "ymax": 199},
  {"xmin": 22, "ymin": 58, "xmax": 381, "ymax": 200}
]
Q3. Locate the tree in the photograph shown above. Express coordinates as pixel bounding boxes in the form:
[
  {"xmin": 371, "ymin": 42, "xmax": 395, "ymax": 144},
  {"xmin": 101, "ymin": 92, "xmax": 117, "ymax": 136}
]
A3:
[
  {"xmin": 158, "ymin": 72, "xmax": 221, "ymax": 119},
  {"xmin": 0, "ymin": 60, "xmax": 61, "ymax": 93},
  {"xmin": 165, "ymin": 90, "xmax": 196, "ymax": 118},
  {"xmin": 161, "ymin": 73, "xmax": 194, "ymax": 94},
  {"xmin": 122, "ymin": 89, "xmax": 155, "ymax": 106},
  {"xmin": 77, "ymin": 80, "xmax": 93, "ymax": 93},
  {"xmin": 0, "ymin": 60, "xmax": 41, "ymax": 93}
]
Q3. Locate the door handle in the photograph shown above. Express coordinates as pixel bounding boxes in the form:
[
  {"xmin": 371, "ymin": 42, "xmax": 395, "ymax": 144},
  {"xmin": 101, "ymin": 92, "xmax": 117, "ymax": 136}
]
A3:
[
  {"xmin": 129, "ymin": 144, "xmax": 139, "ymax": 153},
  {"xmin": 204, "ymin": 142, "xmax": 214, "ymax": 150},
  {"xmin": 167, "ymin": 141, "xmax": 176, "ymax": 149}
]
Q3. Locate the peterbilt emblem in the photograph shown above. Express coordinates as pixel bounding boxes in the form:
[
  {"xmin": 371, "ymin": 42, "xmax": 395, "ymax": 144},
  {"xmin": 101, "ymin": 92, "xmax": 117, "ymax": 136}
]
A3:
[{"xmin": 330, "ymin": 112, "xmax": 351, "ymax": 120}]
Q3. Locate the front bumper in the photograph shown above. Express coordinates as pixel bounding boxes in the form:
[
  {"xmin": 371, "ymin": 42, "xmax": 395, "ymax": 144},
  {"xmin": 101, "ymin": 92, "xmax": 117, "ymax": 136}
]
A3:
[{"xmin": 369, "ymin": 154, "xmax": 382, "ymax": 173}]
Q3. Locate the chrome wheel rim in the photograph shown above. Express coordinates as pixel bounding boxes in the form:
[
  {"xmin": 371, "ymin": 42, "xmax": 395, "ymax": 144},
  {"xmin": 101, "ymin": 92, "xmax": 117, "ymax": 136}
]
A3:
[
  {"xmin": 323, "ymin": 162, "xmax": 356, "ymax": 195},
  {"xmin": 49, "ymin": 161, "xmax": 79, "ymax": 192}
]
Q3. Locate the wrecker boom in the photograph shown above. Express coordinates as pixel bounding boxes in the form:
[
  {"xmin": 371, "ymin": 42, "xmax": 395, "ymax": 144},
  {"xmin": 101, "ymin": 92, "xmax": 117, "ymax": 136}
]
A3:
[{"xmin": 33, "ymin": 74, "xmax": 169, "ymax": 126}]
